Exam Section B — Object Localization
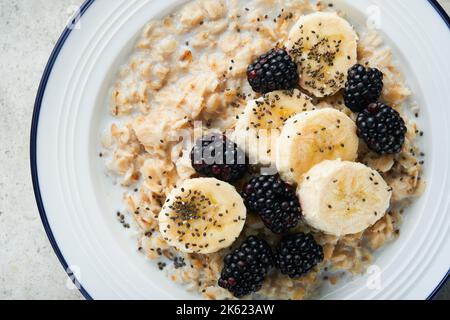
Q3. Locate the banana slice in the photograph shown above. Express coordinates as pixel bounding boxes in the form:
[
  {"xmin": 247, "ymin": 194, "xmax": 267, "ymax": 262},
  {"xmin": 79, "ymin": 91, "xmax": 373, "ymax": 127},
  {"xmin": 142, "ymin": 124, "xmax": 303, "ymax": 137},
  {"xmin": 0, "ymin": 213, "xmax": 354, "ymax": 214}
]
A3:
[
  {"xmin": 276, "ymin": 108, "xmax": 359, "ymax": 184},
  {"xmin": 286, "ymin": 12, "xmax": 358, "ymax": 97},
  {"xmin": 234, "ymin": 89, "xmax": 315, "ymax": 166},
  {"xmin": 158, "ymin": 178, "xmax": 246, "ymax": 254},
  {"xmin": 298, "ymin": 160, "xmax": 392, "ymax": 236}
]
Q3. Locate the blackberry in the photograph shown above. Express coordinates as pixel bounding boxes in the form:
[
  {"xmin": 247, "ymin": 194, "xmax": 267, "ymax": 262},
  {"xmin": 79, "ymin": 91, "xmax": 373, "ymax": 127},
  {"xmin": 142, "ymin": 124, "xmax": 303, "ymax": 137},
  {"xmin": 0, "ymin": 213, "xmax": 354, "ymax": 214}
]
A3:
[
  {"xmin": 344, "ymin": 64, "xmax": 384, "ymax": 112},
  {"xmin": 274, "ymin": 233, "xmax": 324, "ymax": 278},
  {"xmin": 247, "ymin": 48, "xmax": 299, "ymax": 94},
  {"xmin": 191, "ymin": 134, "xmax": 248, "ymax": 183},
  {"xmin": 218, "ymin": 236, "xmax": 274, "ymax": 298},
  {"xmin": 357, "ymin": 102, "xmax": 407, "ymax": 155},
  {"xmin": 242, "ymin": 175, "xmax": 301, "ymax": 234}
]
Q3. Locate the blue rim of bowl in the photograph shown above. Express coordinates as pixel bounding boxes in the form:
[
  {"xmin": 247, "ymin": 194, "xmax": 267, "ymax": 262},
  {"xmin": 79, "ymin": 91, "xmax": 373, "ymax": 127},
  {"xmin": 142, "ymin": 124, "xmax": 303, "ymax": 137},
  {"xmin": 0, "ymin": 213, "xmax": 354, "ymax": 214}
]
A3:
[{"xmin": 30, "ymin": 0, "xmax": 450, "ymax": 301}]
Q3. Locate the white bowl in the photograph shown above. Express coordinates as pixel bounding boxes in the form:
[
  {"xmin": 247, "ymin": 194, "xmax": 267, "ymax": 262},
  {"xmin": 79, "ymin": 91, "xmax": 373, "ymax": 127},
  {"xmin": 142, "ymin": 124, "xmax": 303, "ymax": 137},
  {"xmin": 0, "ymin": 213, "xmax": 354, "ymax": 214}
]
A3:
[{"xmin": 31, "ymin": 0, "xmax": 450, "ymax": 299}]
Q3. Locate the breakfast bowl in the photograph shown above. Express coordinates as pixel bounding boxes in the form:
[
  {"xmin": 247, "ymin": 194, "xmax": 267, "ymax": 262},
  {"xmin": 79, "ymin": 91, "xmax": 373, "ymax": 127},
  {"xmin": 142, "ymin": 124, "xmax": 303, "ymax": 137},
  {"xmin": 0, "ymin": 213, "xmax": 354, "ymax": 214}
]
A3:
[{"xmin": 31, "ymin": 0, "xmax": 450, "ymax": 299}]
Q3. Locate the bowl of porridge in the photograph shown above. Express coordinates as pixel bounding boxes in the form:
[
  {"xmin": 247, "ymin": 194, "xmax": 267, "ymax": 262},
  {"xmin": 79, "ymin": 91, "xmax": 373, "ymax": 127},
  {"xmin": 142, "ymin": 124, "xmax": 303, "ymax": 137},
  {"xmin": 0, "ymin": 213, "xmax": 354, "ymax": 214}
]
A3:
[{"xmin": 32, "ymin": 0, "xmax": 450, "ymax": 299}]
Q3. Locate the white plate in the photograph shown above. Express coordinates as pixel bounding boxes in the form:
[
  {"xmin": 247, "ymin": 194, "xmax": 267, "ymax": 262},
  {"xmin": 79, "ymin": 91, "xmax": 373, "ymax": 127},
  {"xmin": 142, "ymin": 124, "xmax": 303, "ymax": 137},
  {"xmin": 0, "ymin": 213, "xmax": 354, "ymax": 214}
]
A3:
[{"xmin": 31, "ymin": 0, "xmax": 450, "ymax": 300}]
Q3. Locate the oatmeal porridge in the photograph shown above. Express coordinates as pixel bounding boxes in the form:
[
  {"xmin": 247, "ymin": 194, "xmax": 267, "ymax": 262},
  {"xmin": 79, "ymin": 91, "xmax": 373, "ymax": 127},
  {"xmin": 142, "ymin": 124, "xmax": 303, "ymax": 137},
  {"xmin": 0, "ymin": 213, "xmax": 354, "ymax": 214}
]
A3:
[{"xmin": 101, "ymin": 0, "xmax": 425, "ymax": 300}]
